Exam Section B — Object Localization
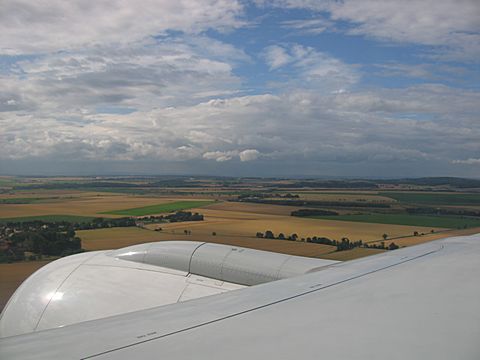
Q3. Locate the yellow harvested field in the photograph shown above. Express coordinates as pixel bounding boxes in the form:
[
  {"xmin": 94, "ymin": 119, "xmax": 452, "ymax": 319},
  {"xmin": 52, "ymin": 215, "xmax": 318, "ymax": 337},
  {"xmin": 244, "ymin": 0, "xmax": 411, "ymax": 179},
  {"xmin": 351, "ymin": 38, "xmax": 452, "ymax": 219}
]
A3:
[
  {"xmin": 78, "ymin": 227, "xmax": 166, "ymax": 249},
  {"xmin": 78, "ymin": 227, "xmax": 336, "ymax": 257},
  {"xmin": 366, "ymin": 227, "xmax": 480, "ymax": 248},
  {"xmin": 0, "ymin": 261, "xmax": 51, "ymax": 310},
  {"xmin": 154, "ymin": 207, "xmax": 445, "ymax": 243},
  {"xmin": 320, "ymin": 247, "xmax": 386, "ymax": 261},
  {"xmin": 3, "ymin": 186, "xmax": 478, "ymax": 314}
]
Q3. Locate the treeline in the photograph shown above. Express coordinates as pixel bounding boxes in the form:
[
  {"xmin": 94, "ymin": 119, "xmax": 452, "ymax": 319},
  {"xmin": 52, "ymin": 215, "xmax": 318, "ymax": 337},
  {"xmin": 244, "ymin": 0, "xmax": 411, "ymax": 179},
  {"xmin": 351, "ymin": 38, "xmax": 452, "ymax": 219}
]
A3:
[
  {"xmin": 238, "ymin": 198, "xmax": 390, "ymax": 208},
  {"xmin": 237, "ymin": 192, "xmax": 299, "ymax": 200},
  {"xmin": 137, "ymin": 211, "xmax": 204, "ymax": 223},
  {"xmin": 1, "ymin": 218, "xmax": 136, "ymax": 231},
  {"xmin": 278, "ymin": 180, "xmax": 378, "ymax": 189},
  {"xmin": 74, "ymin": 217, "xmax": 136, "ymax": 230},
  {"xmin": 255, "ymin": 230, "xmax": 399, "ymax": 252},
  {"xmin": 291, "ymin": 209, "xmax": 339, "ymax": 217},
  {"xmin": 406, "ymin": 207, "xmax": 480, "ymax": 218}
]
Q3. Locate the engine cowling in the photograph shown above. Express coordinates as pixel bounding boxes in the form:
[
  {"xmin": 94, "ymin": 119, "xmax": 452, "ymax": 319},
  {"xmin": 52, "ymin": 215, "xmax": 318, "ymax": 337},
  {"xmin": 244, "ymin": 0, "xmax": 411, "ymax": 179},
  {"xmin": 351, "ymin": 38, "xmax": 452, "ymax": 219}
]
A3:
[{"xmin": 0, "ymin": 241, "xmax": 338, "ymax": 338}]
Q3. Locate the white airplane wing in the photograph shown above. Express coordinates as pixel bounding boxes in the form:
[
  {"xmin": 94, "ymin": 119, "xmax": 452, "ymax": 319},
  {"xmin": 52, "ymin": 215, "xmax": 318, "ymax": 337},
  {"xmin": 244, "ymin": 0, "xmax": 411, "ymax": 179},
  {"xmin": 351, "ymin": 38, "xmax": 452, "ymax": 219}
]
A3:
[{"xmin": 1, "ymin": 234, "xmax": 479, "ymax": 359}]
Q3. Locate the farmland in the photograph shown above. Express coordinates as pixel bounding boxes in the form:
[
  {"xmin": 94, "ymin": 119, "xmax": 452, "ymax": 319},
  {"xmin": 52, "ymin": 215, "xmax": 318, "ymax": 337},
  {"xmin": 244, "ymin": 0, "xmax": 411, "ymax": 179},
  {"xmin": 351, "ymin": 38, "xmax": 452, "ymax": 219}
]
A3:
[
  {"xmin": 0, "ymin": 192, "xmax": 205, "ymax": 218},
  {"xmin": 310, "ymin": 213, "xmax": 480, "ymax": 228},
  {"xmin": 381, "ymin": 192, "xmax": 480, "ymax": 206},
  {"xmin": 1, "ymin": 175, "xmax": 480, "ymax": 309},
  {"xmin": 152, "ymin": 208, "xmax": 443, "ymax": 242},
  {"xmin": 102, "ymin": 200, "xmax": 215, "ymax": 216},
  {"xmin": 0, "ymin": 214, "xmax": 96, "ymax": 224},
  {"xmin": 78, "ymin": 227, "xmax": 336, "ymax": 257}
]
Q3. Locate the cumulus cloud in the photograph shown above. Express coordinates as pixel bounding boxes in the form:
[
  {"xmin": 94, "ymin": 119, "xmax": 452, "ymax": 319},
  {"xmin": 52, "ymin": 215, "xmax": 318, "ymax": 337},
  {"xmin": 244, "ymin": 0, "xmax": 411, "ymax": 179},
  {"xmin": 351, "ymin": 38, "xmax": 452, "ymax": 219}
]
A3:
[
  {"xmin": 239, "ymin": 149, "xmax": 260, "ymax": 162},
  {"xmin": 0, "ymin": 36, "xmax": 243, "ymax": 116},
  {"xmin": 203, "ymin": 151, "xmax": 237, "ymax": 162},
  {"xmin": 3, "ymin": 86, "xmax": 479, "ymax": 175},
  {"xmin": 1, "ymin": 0, "xmax": 479, "ymax": 177},
  {"xmin": 0, "ymin": 0, "xmax": 244, "ymax": 55}
]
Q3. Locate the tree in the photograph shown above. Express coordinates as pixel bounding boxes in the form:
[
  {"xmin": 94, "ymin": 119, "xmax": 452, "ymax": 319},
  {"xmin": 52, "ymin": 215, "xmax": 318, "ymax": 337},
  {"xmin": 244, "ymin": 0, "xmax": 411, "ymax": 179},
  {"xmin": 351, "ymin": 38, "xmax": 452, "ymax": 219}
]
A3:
[
  {"xmin": 212, "ymin": 232, "xmax": 216, "ymax": 236},
  {"xmin": 256, "ymin": 232, "xmax": 264, "ymax": 238},
  {"xmin": 382, "ymin": 233, "xmax": 388, "ymax": 240},
  {"xmin": 277, "ymin": 233, "xmax": 285, "ymax": 240},
  {"xmin": 264, "ymin": 230, "xmax": 275, "ymax": 239},
  {"xmin": 388, "ymin": 242, "xmax": 399, "ymax": 250},
  {"xmin": 413, "ymin": 231, "xmax": 419, "ymax": 236}
]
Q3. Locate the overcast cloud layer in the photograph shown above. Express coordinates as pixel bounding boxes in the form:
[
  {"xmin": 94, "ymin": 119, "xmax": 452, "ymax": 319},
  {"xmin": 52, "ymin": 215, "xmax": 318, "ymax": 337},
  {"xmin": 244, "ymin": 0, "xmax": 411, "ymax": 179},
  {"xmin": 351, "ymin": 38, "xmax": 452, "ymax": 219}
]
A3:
[{"xmin": 1, "ymin": 0, "xmax": 479, "ymax": 177}]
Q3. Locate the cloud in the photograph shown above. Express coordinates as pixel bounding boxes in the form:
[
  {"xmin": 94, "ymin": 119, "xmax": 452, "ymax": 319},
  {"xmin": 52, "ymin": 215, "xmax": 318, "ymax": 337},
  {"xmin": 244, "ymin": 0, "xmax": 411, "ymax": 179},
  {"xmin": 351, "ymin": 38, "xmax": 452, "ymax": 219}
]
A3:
[
  {"xmin": 259, "ymin": 0, "xmax": 480, "ymax": 61},
  {"xmin": 263, "ymin": 45, "xmax": 292, "ymax": 69},
  {"xmin": 0, "ymin": 36, "xmax": 243, "ymax": 116},
  {"xmin": 3, "ymin": 85, "xmax": 479, "ymax": 176},
  {"xmin": 263, "ymin": 44, "xmax": 359, "ymax": 91},
  {"xmin": 203, "ymin": 151, "xmax": 237, "ymax": 162},
  {"xmin": 1, "ymin": 0, "xmax": 478, "ymax": 178},
  {"xmin": 282, "ymin": 18, "xmax": 334, "ymax": 35},
  {"xmin": 452, "ymin": 158, "xmax": 480, "ymax": 165},
  {"xmin": 0, "ymin": 0, "xmax": 245, "ymax": 55},
  {"xmin": 239, "ymin": 149, "xmax": 260, "ymax": 162}
]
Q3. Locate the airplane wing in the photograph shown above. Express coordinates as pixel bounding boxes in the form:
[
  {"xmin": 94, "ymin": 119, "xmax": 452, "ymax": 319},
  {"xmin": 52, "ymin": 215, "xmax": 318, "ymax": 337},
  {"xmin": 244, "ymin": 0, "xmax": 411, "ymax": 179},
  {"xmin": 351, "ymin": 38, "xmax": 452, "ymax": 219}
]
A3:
[{"xmin": 1, "ymin": 234, "xmax": 479, "ymax": 359}]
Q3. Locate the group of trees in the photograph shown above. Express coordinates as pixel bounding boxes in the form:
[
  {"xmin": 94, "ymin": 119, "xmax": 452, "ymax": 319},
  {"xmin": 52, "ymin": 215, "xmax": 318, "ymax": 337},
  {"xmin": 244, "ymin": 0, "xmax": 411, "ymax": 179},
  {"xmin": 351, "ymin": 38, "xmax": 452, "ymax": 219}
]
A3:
[
  {"xmin": 166, "ymin": 211, "xmax": 203, "ymax": 222},
  {"xmin": 364, "ymin": 242, "xmax": 399, "ymax": 250},
  {"xmin": 74, "ymin": 217, "xmax": 136, "ymax": 230},
  {"xmin": 0, "ymin": 222, "xmax": 83, "ymax": 263},
  {"xmin": 291, "ymin": 209, "xmax": 339, "ymax": 217},
  {"xmin": 239, "ymin": 198, "xmax": 391, "ymax": 209},
  {"xmin": 256, "ymin": 231, "xmax": 298, "ymax": 241},
  {"xmin": 138, "ymin": 211, "xmax": 204, "ymax": 223},
  {"xmin": 0, "ymin": 211, "xmax": 206, "ymax": 263},
  {"xmin": 255, "ymin": 230, "xmax": 400, "ymax": 252},
  {"xmin": 406, "ymin": 207, "xmax": 480, "ymax": 218}
]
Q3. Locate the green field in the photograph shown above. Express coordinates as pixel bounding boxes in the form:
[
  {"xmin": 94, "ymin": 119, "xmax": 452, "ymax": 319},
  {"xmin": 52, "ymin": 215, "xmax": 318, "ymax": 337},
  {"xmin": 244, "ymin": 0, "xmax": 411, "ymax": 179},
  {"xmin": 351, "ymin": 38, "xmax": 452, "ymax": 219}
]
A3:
[
  {"xmin": 102, "ymin": 200, "xmax": 216, "ymax": 216},
  {"xmin": 0, "ymin": 215, "xmax": 97, "ymax": 223},
  {"xmin": 312, "ymin": 213, "xmax": 480, "ymax": 229},
  {"xmin": 382, "ymin": 192, "xmax": 480, "ymax": 206},
  {"xmin": 0, "ymin": 198, "xmax": 37, "ymax": 204},
  {"xmin": 0, "ymin": 197, "xmax": 61, "ymax": 204}
]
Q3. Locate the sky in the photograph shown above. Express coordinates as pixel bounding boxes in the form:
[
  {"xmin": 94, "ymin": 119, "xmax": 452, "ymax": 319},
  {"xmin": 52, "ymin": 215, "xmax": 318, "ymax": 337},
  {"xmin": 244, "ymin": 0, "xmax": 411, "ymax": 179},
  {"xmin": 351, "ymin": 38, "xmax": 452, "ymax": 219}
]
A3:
[{"xmin": 1, "ymin": 0, "xmax": 479, "ymax": 177}]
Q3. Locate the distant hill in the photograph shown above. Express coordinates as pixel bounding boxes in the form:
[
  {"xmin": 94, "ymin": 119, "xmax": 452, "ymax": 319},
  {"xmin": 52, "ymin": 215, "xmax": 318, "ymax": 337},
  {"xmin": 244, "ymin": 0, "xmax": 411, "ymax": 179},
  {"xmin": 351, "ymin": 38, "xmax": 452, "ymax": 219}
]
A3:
[{"xmin": 375, "ymin": 177, "xmax": 480, "ymax": 188}]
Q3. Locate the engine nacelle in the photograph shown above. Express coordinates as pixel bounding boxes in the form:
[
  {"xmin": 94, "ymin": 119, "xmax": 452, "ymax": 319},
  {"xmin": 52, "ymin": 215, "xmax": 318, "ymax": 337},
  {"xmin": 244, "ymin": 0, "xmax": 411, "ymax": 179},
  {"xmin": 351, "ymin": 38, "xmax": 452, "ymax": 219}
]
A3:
[
  {"xmin": 0, "ymin": 241, "xmax": 337, "ymax": 338},
  {"xmin": 112, "ymin": 241, "xmax": 337, "ymax": 286}
]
